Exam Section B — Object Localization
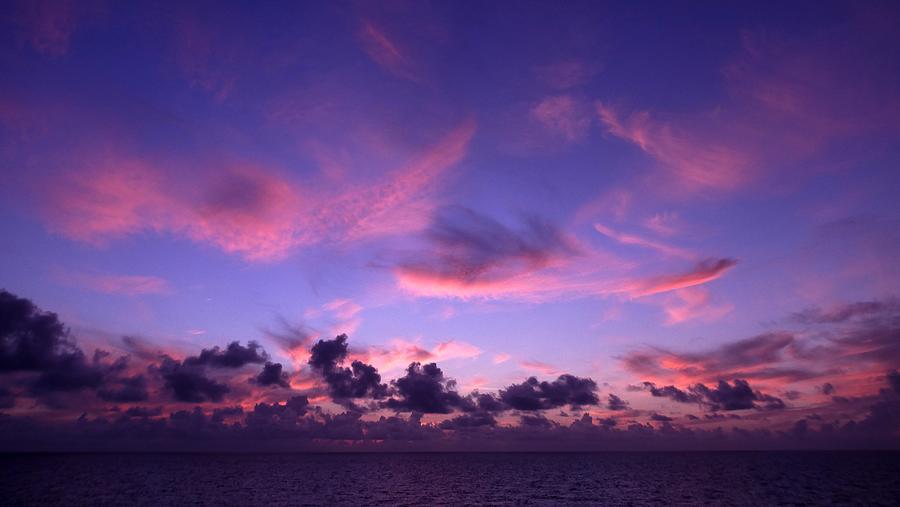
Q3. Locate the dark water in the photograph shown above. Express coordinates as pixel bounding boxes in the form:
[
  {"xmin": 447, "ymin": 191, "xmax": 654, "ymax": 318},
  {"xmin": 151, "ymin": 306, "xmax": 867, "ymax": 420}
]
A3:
[{"xmin": 2, "ymin": 452, "xmax": 899, "ymax": 506}]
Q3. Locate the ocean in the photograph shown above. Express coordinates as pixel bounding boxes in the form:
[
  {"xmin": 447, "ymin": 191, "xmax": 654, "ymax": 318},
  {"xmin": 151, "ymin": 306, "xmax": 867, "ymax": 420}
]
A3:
[{"xmin": 2, "ymin": 452, "xmax": 899, "ymax": 506}]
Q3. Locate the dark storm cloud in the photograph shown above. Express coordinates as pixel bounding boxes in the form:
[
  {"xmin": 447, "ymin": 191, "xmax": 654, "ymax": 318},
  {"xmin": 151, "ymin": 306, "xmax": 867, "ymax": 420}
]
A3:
[
  {"xmin": 253, "ymin": 362, "xmax": 290, "ymax": 388},
  {"xmin": 821, "ymin": 382, "xmax": 836, "ymax": 395},
  {"xmin": 184, "ymin": 341, "xmax": 268, "ymax": 368},
  {"xmin": 98, "ymin": 374, "xmax": 149, "ymax": 402},
  {"xmin": 395, "ymin": 206, "xmax": 576, "ymax": 286},
  {"xmin": 383, "ymin": 362, "xmax": 466, "ymax": 413},
  {"xmin": 606, "ymin": 393, "xmax": 630, "ymax": 411},
  {"xmin": 499, "ymin": 374, "xmax": 599, "ymax": 411},
  {"xmin": 308, "ymin": 335, "xmax": 388, "ymax": 402},
  {"xmin": 155, "ymin": 357, "xmax": 229, "ymax": 403},
  {"xmin": 651, "ymin": 413, "xmax": 673, "ymax": 422}
]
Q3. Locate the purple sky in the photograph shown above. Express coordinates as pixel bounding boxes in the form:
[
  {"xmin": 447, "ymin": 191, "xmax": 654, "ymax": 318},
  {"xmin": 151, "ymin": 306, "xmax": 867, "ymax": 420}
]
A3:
[{"xmin": 1, "ymin": 0, "xmax": 899, "ymax": 450}]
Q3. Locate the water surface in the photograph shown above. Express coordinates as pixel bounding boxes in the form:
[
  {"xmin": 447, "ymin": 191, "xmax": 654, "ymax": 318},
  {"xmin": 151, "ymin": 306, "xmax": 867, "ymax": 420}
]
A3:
[{"xmin": 3, "ymin": 452, "xmax": 899, "ymax": 506}]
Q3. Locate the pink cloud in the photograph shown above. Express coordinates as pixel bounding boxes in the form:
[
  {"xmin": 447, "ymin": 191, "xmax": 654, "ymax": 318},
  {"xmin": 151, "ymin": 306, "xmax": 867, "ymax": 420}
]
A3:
[
  {"xmin": 520, "ymin": 360, "xmax": 559, "ymax": 376},
  {"xmin": 593, "ymin": 223, "xmax": 693, "ymax": 259},
  {"xmin": 660, "ymin": 287, "xmax": 732, "ymax": 325},
  {"xmin": 621, "ymin": 258, "xmax": 737, "ymax": 298},
  {"xmin": 530, "ymin": 95, "xmax": 591, "ymax": 143},
  {"xmin": 173, "ymin": 11, "xmax": 237, "ymax": 101},
  {"xmin": 13, "ymin": 0, "xmax": 84, "ymax": 57},
  {"xmin": 493, "ymin": 353, "xmax": 511, "ymax": 364},
  {"xmin": 38, "ymin": 119, "xmax": 476, "ymax": 262},
  {"xmin": 332, "ymin": 118, "xmax": 477, "ymax": 241},
  {"xmin": 642, "ymin": 212, "xmax": 682, "ymax": 237},
  {"xmin": 358, "ymin": 20, "xmax": 420, "ymax": 82},
  {"xmin": 595, "ymin": 18, "xmax": 900, "ymax": 197},
  {"xmin": 55, "ymin": 270, "xmax": 173, "ymax": 295},
  {"xmin": 596, "ymin": 102, "xmax": 755, "ymax": 191},
  {"xmin": 353, "ymin": 338, "xmax": 482, "ymax": 372},
  {"xmin": 533, "ymin": 59, "xmax": 600, "ymax": 90}
]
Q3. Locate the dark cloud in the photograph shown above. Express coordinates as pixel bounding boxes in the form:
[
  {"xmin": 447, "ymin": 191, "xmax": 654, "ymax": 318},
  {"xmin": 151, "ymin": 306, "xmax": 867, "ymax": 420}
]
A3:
[
  {"xmin": 98, "ymin": 375, "xmax": 149, "ymax": 402},
  {"xmin": 184, "ymin": 341, "xmax": 267, "ymax": 369},
  {"xmin": 793, "ymin": 300, "xmax": 896, "ymax": 324},
  {"xmin": 888, "ymin": 370, "xmax": 900, "ymax": 395},
  {"xmin": 0, "ymin": 290, "xmax": 113, "ymax": 394},
  {"xmin": 308, "ymin": 335, "xmax": 388, "ymax": 403},
  {"xmin": 211, "ymin": 406, "xmax": 244, "ymax": 423},
  {"xmin": 1, "ymin": 289, "xmax": 74, "ymax": 372},
  {"xmin": 155, "ymin": 357, "xmax": 229, "ymax": 403},
  {"xmin": 0, "ymin": 387, "xmax": 13, "ymax": 409},
  {"xmin": 264, "ymin": 319, "xmax": 316, "ymax": 355},
  {"xmin": 384, "ymin": 362, "xmax": 466, "ymax": 414},
  {"xmin": 821, "ymin": 382, "xmax": 836, "ymax": 395},
  {"xmin": 438, "ymin": 412, "xmax": 497, "ymax": 429},
  {"xmin": 643, "ymin": 382, "xmax": 700, "ymax": 404},
  {"xmin": 690, "ymin": 380, "xmax": 757, "ymax": 411},
  {"xmin": 606, "ymin": 393, "xmax": 630, "ymax": 411},
  {"xmin": 1, "ymin": 368, "xmax": 899, "ymax": 452},
  {"xmin": 395, "ymin": 206, "xmax": 575, "ymax": 286},
  {"xmin": 643, "ymin": 379, "xmax": 785, "ymax": 412},
  {"xmin": 254, "ymin": 362, "xmax": 290, "ymax": 388},
  {"xmin": 519, "ymin": 414, "xmax": 555, "ymax": 429},
  {"xmin": 624, "ymin": 299, "xmax": 900, "ymax": 387},
  {"xmin": 467, "ymin": 392, "xmax": 505, "ymax": 412},
  {"xmin": 124, "ymin": 406, "xmax": 162, "ymax": 418},
  {"xmin": 499, "ymin": 375, "xmax": 599, "ymax": 411}
]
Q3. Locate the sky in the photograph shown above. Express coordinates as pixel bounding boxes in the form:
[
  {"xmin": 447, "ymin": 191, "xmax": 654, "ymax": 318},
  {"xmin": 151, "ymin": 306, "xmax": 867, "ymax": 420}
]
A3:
[{"xmin": 1, "ymin": 0, "xmax": 899, "ymax": 451}]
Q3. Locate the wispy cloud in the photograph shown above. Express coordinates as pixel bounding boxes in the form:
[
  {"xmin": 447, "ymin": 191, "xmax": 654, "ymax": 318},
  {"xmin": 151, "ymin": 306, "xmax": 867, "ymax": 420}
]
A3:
[
  {"xmin": 55, "ymin": 270, "xmax": 173, "ymax": 296},
  {"xmin": 39, "ymin": 119, "xmax": 476, "ymax": 262},
  {"xmin": 358, "ymin": 19, "xmax": 420, "ymax": 82},
  {"xmin": 593, "ymin": 223, "xmax": 694, "ymax": 260},
  {"xmin": 519, "ymin": 360, "xmax": 559, "ymax": 376},
  {"xmin": 621, "ymin": 258, "xmax": 737, "ymax": 298}
]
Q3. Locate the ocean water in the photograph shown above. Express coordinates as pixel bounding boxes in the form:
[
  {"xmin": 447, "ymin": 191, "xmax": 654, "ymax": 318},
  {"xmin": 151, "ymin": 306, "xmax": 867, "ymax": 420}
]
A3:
[{"xmin": 2, "ymin": 452, "xmax": 899, "ymax": 506}]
